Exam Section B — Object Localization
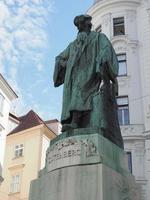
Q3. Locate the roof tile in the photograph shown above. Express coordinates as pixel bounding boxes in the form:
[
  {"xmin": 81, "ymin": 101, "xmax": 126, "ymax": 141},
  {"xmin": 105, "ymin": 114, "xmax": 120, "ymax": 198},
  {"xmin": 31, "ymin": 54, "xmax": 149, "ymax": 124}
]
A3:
[{"xmin": 8, "ymin": 110, "xmax": 44, "ymax": 135}]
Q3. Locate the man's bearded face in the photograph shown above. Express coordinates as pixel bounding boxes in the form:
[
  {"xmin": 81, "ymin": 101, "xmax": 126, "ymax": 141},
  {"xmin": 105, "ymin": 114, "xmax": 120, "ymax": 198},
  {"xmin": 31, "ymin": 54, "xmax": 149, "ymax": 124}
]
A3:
[{"xmin": 78, "ymin": 19, "xmax": 92, "ymax": 32}]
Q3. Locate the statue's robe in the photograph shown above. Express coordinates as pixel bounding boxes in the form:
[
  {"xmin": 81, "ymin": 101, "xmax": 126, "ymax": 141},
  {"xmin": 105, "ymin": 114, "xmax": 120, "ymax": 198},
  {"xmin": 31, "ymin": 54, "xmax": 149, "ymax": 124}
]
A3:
[{"xmin": 54, "ymin": 31, "xmax": 123, "ymax": 148}]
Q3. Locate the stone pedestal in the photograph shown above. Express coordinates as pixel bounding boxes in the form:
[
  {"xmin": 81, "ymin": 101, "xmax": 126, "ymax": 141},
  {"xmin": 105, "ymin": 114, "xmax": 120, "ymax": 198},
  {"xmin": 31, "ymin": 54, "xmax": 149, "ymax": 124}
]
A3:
[{"xmin": 29, "ymin": 133, "xmax": 141, "ymax": 200}]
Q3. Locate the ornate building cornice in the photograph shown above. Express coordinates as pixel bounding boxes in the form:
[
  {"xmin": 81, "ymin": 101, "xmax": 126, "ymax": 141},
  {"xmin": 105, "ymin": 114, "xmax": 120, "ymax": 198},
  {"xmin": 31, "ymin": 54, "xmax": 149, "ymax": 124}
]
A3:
[{"xmin": 88, "ymin": 0, "xmax": 141, "ymax": 16}]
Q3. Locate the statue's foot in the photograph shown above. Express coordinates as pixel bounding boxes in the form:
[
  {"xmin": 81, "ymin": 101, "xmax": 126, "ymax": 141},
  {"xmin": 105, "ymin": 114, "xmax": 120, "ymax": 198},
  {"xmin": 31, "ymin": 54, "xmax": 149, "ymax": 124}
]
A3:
[{"xmin": 62, "ymin": 123, "xmax": 78, "ymax": 132}]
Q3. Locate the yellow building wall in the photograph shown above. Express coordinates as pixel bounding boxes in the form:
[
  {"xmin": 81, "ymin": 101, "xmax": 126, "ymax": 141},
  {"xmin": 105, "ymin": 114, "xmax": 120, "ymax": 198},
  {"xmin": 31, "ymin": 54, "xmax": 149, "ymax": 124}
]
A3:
[
  {"xmin": 41, "ymin": 134, "xmax": 50, "ymax": 169},
  {"xmin": 0, "ymin": 125, "xmax": 55, "ymax": 200}
]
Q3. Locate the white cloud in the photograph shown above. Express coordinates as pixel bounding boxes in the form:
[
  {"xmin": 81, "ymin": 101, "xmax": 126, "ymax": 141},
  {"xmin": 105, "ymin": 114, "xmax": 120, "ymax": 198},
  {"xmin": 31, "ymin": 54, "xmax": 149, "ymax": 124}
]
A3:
[
  {"xmin": 4, "ymin": 0, "xmax": 29, "ymax": 7},
  {"xmin": 0, "ymin": 0, "xmax": 54, "ymax": 116},
  {"xmin": 36, "ymin": 63, "xmax": 43, "ymax": 71},
  {"xmin": 0, "ymin": 4, "xmax": 9, "ymax": 31},
  {"xmin": 0, "ymin": 52, "xmax": 5, "ymax": 74},
  {"xmin": 0, "ymin": 0, "xmax": 53, "ymax": 68},
  {"xmin": 0, "ymin": 65, "xmax": 5, "ymax": 74},
  {"xmin": 31, "ymin": 0, "xmax": 43, "ymax": 5},
  {"xmin": 8, "ymin": 67, "xmax": 17, "ymax": 80},
  {"xmin": 42, "ymin": 87, "xmax": 49, "ymax": 95}
]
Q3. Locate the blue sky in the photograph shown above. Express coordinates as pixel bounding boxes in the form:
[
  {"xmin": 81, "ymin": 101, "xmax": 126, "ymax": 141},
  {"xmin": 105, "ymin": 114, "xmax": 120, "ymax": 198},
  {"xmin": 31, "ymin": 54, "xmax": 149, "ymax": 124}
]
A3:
[{"xmin": 0, "ymin": 0, "xmax": 94, "ymax": 120}]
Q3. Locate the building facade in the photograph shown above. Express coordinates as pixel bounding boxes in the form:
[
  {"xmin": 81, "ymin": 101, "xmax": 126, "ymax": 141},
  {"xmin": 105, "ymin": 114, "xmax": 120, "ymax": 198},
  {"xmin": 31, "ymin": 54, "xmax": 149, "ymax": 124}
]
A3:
[
  {"xmin": 88, "ymin": 0, "xmax": 150, "ymax": 199},
  {"xmin": 0, "ymin": 74, "xmax": 17, "ymax": 165},
  {"xmin": 8, "ymin": 113, "xmax": 20, "ymax": 134},
  {"xmin": 0, "ymin": 164, "xmax": 3, "ymax": 186},
  {"xmin": 0, "ymin": 110, "xmax": 56, "ymax": 200},
  {"xmin": 45, "ymin": 119, "xmax": 62, "ymax": 135}
]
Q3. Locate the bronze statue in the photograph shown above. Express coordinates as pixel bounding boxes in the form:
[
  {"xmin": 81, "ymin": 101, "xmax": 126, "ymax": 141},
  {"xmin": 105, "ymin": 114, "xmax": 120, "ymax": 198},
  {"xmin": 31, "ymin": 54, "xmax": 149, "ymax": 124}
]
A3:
[{"xmin": 53, "ymin": 15, "xmax": 124, "ymax": 149}]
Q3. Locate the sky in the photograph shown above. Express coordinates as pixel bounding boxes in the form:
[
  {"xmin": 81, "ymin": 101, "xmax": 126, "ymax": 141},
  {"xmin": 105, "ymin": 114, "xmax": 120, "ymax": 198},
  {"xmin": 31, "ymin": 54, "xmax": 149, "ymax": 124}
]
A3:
[{"xmin": 0, "ymin": 0, "xmax": 94, "ymax": 121}]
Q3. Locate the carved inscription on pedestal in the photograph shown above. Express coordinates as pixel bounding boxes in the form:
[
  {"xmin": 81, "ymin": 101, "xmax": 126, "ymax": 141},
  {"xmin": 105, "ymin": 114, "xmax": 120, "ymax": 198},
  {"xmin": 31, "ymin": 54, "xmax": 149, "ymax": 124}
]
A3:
[{"xmin": 46, "ymin": 138, "xmax": 98, "ymax": 172}]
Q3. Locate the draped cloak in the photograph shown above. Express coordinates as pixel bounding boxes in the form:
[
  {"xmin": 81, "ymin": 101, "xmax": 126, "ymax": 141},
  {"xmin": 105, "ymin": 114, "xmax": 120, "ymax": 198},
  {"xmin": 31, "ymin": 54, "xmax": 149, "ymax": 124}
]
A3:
[{"xmin": 53, "ymin": 31, "xmax": 119, "ymax": 123}]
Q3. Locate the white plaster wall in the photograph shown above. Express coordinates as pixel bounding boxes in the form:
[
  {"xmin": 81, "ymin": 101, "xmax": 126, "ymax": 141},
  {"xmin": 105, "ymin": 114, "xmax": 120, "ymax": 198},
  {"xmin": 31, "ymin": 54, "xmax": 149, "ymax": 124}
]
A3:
[
  {"xmin": 136, "ymin": 0, "xmax": 150, "ymax": 131},
  {"xmin": 136, "ymin": 2, "xmax": 150, "ymax": 198},
  {"xmin": 0, "ymin": 163, "xmax": 3, "ymax": 185},
  {"xmin": 40, "ymin": 135, "xmax": 50, "ymax": 169},
  {"xmin": 144, "ymin": 138, "xmax": 150, "ymax": 199},
  {"xmin": 7, "ymin": 118, "xmax": 18, "ymax": 134},
  {"xmin": 47, "ymin": 122, "xmax": 61, "ymax": 135},
  {"xmin": 0, "ymin": 87, "xmax": 11, "ymax": 165},
  {"xmin": 123, "ymin": 139, "xmax": 145, "ymax": 179}
]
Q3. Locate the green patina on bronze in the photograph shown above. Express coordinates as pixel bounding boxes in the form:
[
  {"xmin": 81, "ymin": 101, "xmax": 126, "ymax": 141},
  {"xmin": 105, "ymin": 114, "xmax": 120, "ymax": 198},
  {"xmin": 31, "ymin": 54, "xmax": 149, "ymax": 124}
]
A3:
[
  {"xmin": 49, "ymin": 133, "xmax": 128, "ymax": 176},
  {"xmin": 53, "ymin": 14, "xmax": 124, "ymax": 149}
]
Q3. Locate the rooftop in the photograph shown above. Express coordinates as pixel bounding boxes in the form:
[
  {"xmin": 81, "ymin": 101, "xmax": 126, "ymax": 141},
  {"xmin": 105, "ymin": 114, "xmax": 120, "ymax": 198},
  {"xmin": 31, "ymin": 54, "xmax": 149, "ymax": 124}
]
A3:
[{"xmin": 8, "ymin": 110, "xmax": 57, "ymax": 136}]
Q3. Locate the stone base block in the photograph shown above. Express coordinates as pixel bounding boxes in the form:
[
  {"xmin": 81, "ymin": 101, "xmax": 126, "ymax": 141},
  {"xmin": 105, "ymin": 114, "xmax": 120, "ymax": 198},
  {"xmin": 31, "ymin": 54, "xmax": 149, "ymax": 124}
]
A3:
[
  {"xmin": 29, "ymin": 163, "xmax": 141, "ymax": 200},
  {"xmin": 29, "ymin": 133, "xmax": 141, "ymax": 200}
]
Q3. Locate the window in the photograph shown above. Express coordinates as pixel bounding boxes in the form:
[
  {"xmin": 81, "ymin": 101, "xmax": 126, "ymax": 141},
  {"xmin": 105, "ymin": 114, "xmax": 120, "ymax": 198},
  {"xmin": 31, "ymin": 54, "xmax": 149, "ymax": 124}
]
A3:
[
  {"xmin": 10, "ymin": 174, "xmax": 20, "ymax": 193},
  {"xmin": 15, "ymin": 144, "xmax": 23, "ymax": 158},
  {"xmin": 117, "ymin": 54, "xmax": 127, "ymax": 76},
  {"xmin": 113, "ymin": 17, "xmax": 125, "ymax": 36},
  {"xmin": 117, "ymin": 96, "xmax": 129, "ymax": 125},
  {"xmin": 126, "ymin": 151, "xmax": 132, "ymax": 173},
  {"xmin": 0, "ymin": 93, "xmax": 4, "ymax": 115}
]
